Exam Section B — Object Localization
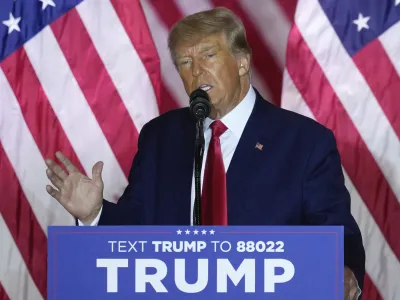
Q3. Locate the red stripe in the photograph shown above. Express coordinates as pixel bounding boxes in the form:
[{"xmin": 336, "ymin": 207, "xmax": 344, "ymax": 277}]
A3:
[
  {"xmin": 159, "ymin": 82, "xmax": 181, "ymax": 114},
  {"xmin": 286, "ymin": 26, "xmax": 400, "ymax": 264},
  {"xmin": 145, "ymin": 1, "xmax": 187, "ymax": 113},
  {"xmin": 363, "ymin": 274, "xmax": 383, "ymax": 300},
  {"xmin": 0, "ymin": 48, "xmax": 86, "ymax": 175},
  {"xmin": 212, "ymin": 0, "xmax": 283, "ymax": 106},
  {"xmin": 0, "ymin": 144, "xmax": 47, "ymax": 299},
  {"xmin": 146, "ymin": 0, "xmax": 193, "ymax": 113},
  {"xmin": 0, "ymin": 282, "xmax": 10, "ymax": 300},
  {"xmin": 148, "ymin": 0, "xmax": 183, "ymax": 29},
  {"xmin": 51, "ymin": 9, "xmax": 138, "ymax": 177},
  {"xmin": 110, "ymin": 0, "xmax": 178, "ymax": 111},
  {"xmin": 353, "ymin": 39, "xmax": 400, "ymax": 138},
  {"xmin": 277, "ymin": 0, "xmax": 298, "ymax": 22}
]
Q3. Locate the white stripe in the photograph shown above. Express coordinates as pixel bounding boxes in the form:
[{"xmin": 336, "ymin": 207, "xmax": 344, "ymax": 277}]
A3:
[
  {"xmin": 281, "ymin": 71, "xmax": 400, "ymax": 299},
  {"xmin": 238, "ymin": 0, "xmax": 290, "ymax": 69},
  {"xmin": 0, "ymin": 69, "xmax": 75, "ymax": 231},
  {"xmin": 379, "ymin": 21, "xmax": 400, "ymax": 76},
  {"xmin": 76, "ymin": 0, "xmax": 159, "ymax": 131},
  {"xmin": 345, "ymin": 172, "xmax": 400, "ymax": 300},
  {"xmin": 295, "ymin": 0, "xmax": 400, "ymax": 204},
  {"xmin": 174, "ymin": 0, "xmax": 213, "ymax": 13},
  {"xmin": 141, "ymin": 0, "xmax": 188, "ymax": 107},
  {"xmin": 0, "ymin": 214, "xmax": 43, "ymax": 300},
  {"xmin": 281, "ymin": 70, "xmax": 314, "ymax": 119},
  {"xmin": 174, "ymin": 0, "xmax": 272, "ymax": 102},
  {"xmin": 24, "ymin": 27, "xmax": 127, "ymax": 202}
]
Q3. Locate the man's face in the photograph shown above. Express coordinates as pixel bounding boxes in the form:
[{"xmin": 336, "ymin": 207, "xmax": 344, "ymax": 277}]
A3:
[{"xmin": 175, "ymin": 33, "xmax": 249, "ymax": 119}]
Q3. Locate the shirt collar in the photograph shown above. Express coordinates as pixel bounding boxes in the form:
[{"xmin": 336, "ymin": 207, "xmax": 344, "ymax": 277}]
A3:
[{"xmin": 204, "ymin": 85, "xmax": 256, "ymax": 138}]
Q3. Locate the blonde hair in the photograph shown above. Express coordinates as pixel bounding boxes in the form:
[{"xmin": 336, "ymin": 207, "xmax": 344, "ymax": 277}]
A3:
[{"xmin": 168, "ymin": 7, "xmax": 252, "ymax": 66}]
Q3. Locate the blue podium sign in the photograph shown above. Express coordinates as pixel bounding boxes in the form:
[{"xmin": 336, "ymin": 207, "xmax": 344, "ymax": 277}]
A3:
[{"xmin": 48, "ymin": 226, "xmax": 343, "ymax": 299}]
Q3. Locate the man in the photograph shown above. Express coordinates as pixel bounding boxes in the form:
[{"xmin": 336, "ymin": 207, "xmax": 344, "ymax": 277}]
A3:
[{"xmin": 45, "ymin": 7, "xmax": 364, "ymax": 299}]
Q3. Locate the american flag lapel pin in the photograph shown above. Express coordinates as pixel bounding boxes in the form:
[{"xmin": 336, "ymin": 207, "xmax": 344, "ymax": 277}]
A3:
[{"xmin": 255, "ymin": 142, "xmax": 263, "ymax": 150}]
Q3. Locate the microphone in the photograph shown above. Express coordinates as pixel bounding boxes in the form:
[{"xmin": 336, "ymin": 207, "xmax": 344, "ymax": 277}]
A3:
[{"xmin": 189, "ymin": 88, "xmax": 211, "ymax": 120}]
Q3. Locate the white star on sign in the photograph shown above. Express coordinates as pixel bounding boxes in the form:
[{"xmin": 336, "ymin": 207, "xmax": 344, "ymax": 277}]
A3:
[
  {"xmin": 39, "ymin": 0, "xmax": 56, "ymax": 10},
  {"xmin": 193, "ymin": 229, "xmax": 199, "ymax": 235},
  {"xmin": 396, "ymin": 0, "xmax": 400, "ymax": 6},
  {"xmin": 177, "ymin": 229, "xmax": 182, "ymax": 235},
  {"xmin": 2, "ymin": 13, "xmax": 21, "ymax": 34},
  {"xmin": 185, "ymin": 229, "xmax": 190, "ymax": 235},
  {"xmin": 201, "ymin": 230, "xmax": 207, "ymax": 235},
  {"xmin": 209, "ymin": 230, "xmax": 215, "ymax": 235},
  {"xmin": 353, "ymin": 13, "xmax": 370, "ymax": 32}
]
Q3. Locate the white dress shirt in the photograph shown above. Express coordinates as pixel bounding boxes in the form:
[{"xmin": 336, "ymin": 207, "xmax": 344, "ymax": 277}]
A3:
[
  {"xmin": 189, "ymin": 85, "xmax": 256, "ymax": 224},
  {"xmin": 80, "ymin": 85, "xmax": 256, "ymax": 226}
]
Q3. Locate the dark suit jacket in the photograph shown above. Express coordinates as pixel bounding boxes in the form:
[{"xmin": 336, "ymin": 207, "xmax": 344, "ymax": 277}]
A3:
[{"xmin": 98, "ymin": 89, "xmax": 365, "ymax": 288}]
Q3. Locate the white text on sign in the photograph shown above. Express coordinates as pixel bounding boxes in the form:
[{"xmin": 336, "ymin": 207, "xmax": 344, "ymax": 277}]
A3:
[
  {"xmin": 106, "ymin": 240, "xmax": 285, "ymax": 253},
  {"xmin": 96, "ymin": 258, "xmax": 295, "ymax": 293}
]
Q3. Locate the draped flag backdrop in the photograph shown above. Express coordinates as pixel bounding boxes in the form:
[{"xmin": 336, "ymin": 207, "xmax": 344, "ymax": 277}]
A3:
[{"xmin": 0, "ymin": 0, "xmax": 398, "ymax": 299}]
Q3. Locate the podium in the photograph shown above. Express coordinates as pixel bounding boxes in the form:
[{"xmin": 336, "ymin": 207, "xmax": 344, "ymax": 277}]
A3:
[{"xmin": 47, "ymin": 225, "xmax": 343, "ymax": 299}]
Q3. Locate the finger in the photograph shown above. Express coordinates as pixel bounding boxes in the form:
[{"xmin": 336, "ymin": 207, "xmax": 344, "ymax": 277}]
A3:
[
  {"xmin": 92, "ymin": 161, "xmax": 104, "ymax": 187},
  {"xmin": 46, "ymin": 168, "xmax": 64, "ymax": 190},
  {"xmin": 45, "ymin": 158, "xmax": 68, "ymax": 180},
  {"xmin": 344, "ymin": 285, "xmax": 350, "ymax": 300},
  {"xmin": 350, "ymin": 284, "xmax": 360, "ymax": 300},
  {"xmin": 46, "ymin": 184, "xmax": 61, "ymax": 201},
  {"xmin": 56, "ymin": 151, "xmax": 78, "ymax": 174}
]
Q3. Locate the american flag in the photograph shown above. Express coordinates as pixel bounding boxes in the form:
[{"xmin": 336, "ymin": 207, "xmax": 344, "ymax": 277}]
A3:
[
  {"xmin": 282, "ymin": 0, "xmax": 400, "ymax": 299},
  {"xmin": 0, "ymin": 0, "xmax": 398, "ymax": 299}
]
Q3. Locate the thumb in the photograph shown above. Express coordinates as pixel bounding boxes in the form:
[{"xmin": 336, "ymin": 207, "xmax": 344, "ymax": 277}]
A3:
[{"xmin": 92, "ymin": 161, "xmax": 104, "ymax": 186}]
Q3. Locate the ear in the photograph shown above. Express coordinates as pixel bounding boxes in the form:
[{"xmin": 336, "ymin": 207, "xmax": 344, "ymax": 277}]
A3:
[{"xmin": 237, "ymin": 53, "xmax": 251, "ymax": 77}]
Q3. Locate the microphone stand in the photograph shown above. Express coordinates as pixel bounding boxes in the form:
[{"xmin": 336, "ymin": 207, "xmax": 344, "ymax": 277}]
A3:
[
  {"xmin": 189, "ymin": 88, "xmax": 210, "ymax": 226},
  {"xmin": 193, "ymin": 118, "xmax": 205, "ymax": 226}
]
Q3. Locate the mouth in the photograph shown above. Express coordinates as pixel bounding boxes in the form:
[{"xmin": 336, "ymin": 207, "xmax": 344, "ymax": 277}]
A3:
[{"xmin": 197, "ymin": 84, "xmax": 213, "ymax": 92}]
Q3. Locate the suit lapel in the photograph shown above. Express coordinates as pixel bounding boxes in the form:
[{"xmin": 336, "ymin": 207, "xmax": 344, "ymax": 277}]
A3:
[
  {"xmin": 171, "ymin": 110, "xmax": 196, "ymax": 225},
  {"xmin": 226, "ymin": 92, "xmax": 277, "ymax": 222}
]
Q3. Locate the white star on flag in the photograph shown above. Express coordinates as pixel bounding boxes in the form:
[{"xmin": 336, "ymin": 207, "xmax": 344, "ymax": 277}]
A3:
[
  {"xmin": 396, "ymin": 0, "xmax": 400, "ymax": 6},
  {"xmin": 176, "ymin": 229, "xmax": 182, "ymax": 235},
  {"xmin": 353, "ymin": 13, "xmax": 370, "ymax": 32},
  {"xmin": 39, "ymin": 0, "xmax": 56, "ymax": 10},
  {"xmin": 2, "ymin": 13, "xmax": 21, "ymax": 34},
  {"xmin": 209, "ymin": 230, "xmax": 215, "ymax": 235},
  {"xmin": 201, "ymin": 230, "xmax": 207, "ymax": 235},
  {"xmin": 193, "ymin": 229, "xmax": 199, "ymax": 235},
  {"xmin": 185, "ymin": 229, "xmax": 190, "ymax": 235}
]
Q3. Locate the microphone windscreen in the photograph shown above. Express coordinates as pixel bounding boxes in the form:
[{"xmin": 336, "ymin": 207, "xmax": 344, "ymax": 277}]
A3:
[
  {"xmin": 189, "ymin": 88, "xmax": 211, "ymax": 120},
  {"xmin": 190, "ymin": 88, "xmax": 210, "ymax": 103}
]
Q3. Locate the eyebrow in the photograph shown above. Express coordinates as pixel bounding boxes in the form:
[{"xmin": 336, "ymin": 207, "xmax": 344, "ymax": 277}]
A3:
[
  {"xmin": 199, "ymin": 45, "xmax": 218, "ymax": 53},
  {"xmin": 176, "ymin": 45, "xmax": 219, "ymax": 59}
]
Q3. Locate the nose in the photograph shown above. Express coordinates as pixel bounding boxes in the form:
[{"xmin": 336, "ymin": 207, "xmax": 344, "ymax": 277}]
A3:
[{"xmin": 191, "ymin": 60, "xmax": 202, "ymax": 77}]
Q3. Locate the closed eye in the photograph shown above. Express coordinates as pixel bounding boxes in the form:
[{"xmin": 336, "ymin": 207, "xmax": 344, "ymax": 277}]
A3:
[{"xmin": 179, "ymin": 60, "xmax": 191, "ymax": 66}]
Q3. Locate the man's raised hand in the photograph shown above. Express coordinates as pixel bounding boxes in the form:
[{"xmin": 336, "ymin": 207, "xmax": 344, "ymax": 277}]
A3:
[{"xmin": 45, "ymin": 151, "xmax": 104, "ymax": 225}]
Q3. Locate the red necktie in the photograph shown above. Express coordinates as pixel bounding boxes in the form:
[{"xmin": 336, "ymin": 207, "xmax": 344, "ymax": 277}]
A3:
[{"xmin": 201, "ymin": 120, "xmax": 228, "ymax": 225}]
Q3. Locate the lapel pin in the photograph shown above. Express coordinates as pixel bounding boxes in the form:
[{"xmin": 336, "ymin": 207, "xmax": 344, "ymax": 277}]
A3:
[{"xmin": 255, "ymin": 142, "xmax": 263, "ymax": 150}]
